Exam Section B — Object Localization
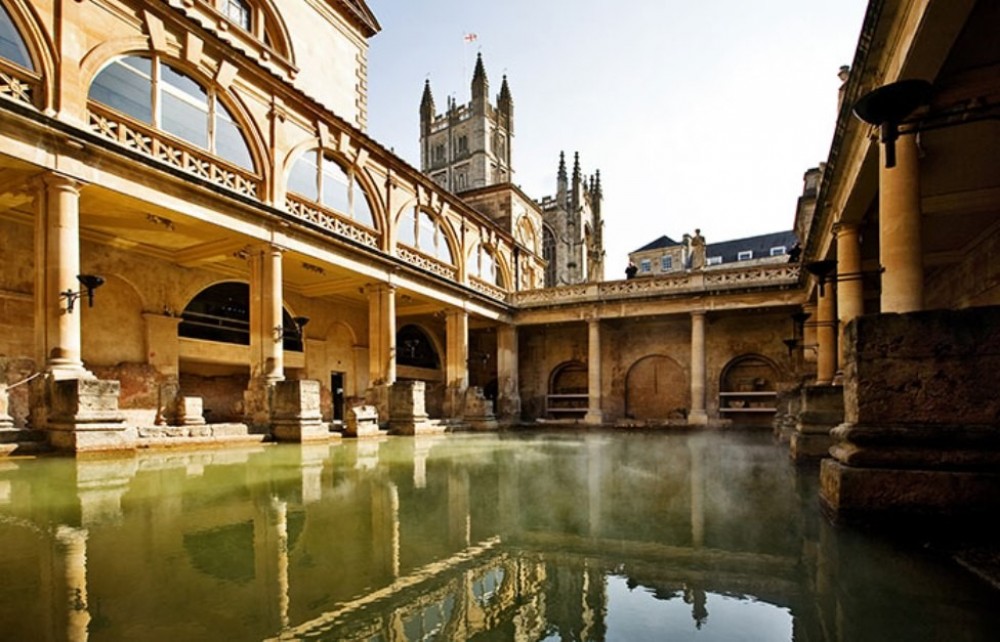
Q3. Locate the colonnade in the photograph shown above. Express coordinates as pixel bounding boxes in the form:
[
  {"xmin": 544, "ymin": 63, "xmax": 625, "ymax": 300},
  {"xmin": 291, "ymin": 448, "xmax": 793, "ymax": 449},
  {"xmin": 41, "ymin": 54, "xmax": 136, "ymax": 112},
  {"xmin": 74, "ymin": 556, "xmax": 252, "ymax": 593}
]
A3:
[{"xmin": 813, "ymin": 133, "xmax": 925, "ymax": 382}]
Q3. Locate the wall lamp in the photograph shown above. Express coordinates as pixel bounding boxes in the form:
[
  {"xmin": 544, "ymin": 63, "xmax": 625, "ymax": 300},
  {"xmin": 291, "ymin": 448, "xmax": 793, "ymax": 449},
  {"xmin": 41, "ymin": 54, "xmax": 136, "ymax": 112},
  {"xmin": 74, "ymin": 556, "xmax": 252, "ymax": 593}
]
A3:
[
  {"xmin": 62, "ymin": 274, "xmax": 105, "ymax": 313},
  {"xmin": 273, "ymin": 317, "xmax": 310, "ymax": 343},
  {"xmin": 854, "ymin": 78, "xmax": 1000, "ymax": 169}
]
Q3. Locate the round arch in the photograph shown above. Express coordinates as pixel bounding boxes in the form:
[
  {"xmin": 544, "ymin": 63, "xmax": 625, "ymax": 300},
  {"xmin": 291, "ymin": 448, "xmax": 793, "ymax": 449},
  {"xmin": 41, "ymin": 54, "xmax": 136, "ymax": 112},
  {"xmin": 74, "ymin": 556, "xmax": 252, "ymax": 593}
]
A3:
[
  {"xmin": 396, "ymin": 323, "xmax": 443, "ymax": 371},
  {"xmin": 393, "ymin": 203, "xmax": 460, "ymax": 268},
  {"xmin": 515, "ymin": 214, "xmax": 539, "ymax": 255},
  {"xmin": 466, "ymin": 241, "xmax": 509, "ymax": 289},
  {"xmin": 624, "ymin": 354, "xmax": 688, "ymax": 420},
  {"xmin": 81, "ymin": 46, "xmax": 268, "ymax": 182},
  {"xmin": 0, "ymin": 0, "xmax": 57, "ymax": 109},
  {"xmin": 719, "ymin": 354, "xmax": 782, "ymax": 393},
  {"xmin": 178, "ymin": 281, "xmax": 304, "ymax": 352},
  {"xmin": 283, "ymin": 140, "xmax": 385, "ymax": 236},
  {"xmin": 548, "ymin": 360, "xmax": 587, "ymax": 395}
]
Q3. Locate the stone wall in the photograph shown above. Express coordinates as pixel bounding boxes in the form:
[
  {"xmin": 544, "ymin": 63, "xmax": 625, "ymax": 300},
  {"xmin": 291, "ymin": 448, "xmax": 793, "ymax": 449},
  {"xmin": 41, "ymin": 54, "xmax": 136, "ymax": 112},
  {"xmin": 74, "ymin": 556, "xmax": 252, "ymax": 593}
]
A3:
[{"xmin": 925, "ymin": 227, "xmax": 1000, "ymax": 310}]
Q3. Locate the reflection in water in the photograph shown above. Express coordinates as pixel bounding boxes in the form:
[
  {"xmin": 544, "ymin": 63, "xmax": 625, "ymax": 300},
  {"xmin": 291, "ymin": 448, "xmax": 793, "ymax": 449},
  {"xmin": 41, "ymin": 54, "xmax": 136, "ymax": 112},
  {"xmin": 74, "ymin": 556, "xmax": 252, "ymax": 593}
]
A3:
[{"xmin": 0, "ymin": 432, "xmax": 998, "ymax": 641}]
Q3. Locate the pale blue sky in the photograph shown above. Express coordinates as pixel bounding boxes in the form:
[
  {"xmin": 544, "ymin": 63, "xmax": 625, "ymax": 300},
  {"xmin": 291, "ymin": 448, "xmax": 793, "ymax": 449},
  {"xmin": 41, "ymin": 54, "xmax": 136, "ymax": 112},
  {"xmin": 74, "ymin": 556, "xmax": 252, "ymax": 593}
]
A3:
[{"xmin": 365, "ymin": 0, "xmax": 868, "ymax": 275}]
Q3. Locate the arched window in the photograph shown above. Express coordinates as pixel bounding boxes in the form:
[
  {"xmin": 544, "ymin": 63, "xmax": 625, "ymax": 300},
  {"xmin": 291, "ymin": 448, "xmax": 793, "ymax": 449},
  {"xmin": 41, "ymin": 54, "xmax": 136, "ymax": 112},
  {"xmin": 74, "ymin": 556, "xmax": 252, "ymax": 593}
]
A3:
[
  {"xmin": 288, "ymin": 150, "xmax": 375, "ymax": 229},
  {"xmin": 542, "ymin": 225, "xmax": 556, "ymax": 287},
  {"xmin": 471, "ymin": 244, "xmax": 503, "ymax": 287},
  {"xmin": 396, "ymin": 324, "xmax": 440, "ymax": 369},
  {"xmin": 223, "ymin": 0, "xmax": 252, "ymax": 31},
  {"xmin": 89, "ymin": 55, "xmax": 254, "ymax": 171},
  {"xmin": 0, "ymin": 3, "xmax": 32, "ymax": 70},
  {"xmin": 179, "ymin": 282, "xmax": 302, "ymax": 351},
  {"xmin": 397, "ymin": 207, "xmax": 453, "ymax": 264}
]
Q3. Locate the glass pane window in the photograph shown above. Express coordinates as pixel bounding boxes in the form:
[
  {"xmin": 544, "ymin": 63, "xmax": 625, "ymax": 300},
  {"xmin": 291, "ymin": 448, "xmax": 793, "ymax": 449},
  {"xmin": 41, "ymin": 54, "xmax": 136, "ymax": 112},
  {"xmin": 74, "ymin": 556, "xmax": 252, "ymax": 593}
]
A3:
[
  {"xmin": 640, "ymin": 259, "xmax": 651, "ymax": 273},
  {"xmin": 397, "ymin": 209, "xmax": 416, "ymax": 247},
  {"xmin": 89, "ymin": 57, "xmax": 153, "ymax": 124},
  {"xmin": 89, "ymin": 56, "xmax": 254, "ymax": 172},
  {"xmin": 320, "ymin": 157, "xmax": 351, "ymax": 214},
  {"xmin": 0, "ymin": 3, "xmax": 32, "ymax": 69},
  {"xmin": 288, "ymin": 152, "xmax": 319, "ymax": 201},
  {"xmin": 352, "ymin": 177, "xmax": 374, "ymax": 228},
  {"xmin": 215, "ymin": 102, "xmax": 253, "ymax": 170},
  {"xmin": 224, "ymin": 0, "xmax": 252, "ymax": 31}
]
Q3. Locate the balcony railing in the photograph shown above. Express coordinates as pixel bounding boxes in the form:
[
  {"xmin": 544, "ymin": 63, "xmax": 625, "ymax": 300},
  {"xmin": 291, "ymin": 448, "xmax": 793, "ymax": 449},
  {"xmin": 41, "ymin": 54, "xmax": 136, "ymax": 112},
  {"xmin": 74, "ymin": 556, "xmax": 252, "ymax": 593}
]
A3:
[
  {"xmin": 513, "ymin": 263, "xmax": 801, "ymax": 307},
  {"xmin": 0, "ymin": 61, "xmax": 38, "ymax": 108},
  {"xmin": 469, "ymin": 276, "xmax": 507, "ymax": 301},
  {"xmin": 285, "ymin": 193, "xmax": 379, "ymax": 249},
  {"xmin": 88, "ymin": 103, "xmax": 262, "ymax": 199},
  {"xmin": 396, "ymin": 246, "xmax": 458, "ymax": 281}
]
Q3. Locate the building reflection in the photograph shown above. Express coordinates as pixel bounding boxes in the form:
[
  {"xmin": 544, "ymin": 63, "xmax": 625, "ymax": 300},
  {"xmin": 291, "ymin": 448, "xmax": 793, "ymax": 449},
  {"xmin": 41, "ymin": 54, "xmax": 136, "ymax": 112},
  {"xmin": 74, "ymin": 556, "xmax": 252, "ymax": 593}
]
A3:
[{"xmin": 0, "ymin": 434, "xmax": 998, "ymax": 641}]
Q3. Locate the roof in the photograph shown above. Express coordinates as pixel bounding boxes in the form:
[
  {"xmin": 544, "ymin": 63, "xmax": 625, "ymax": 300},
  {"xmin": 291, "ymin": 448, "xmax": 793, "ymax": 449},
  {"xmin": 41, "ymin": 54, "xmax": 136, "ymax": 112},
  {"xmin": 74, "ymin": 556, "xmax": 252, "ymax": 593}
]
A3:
[
  {"xmin": 705, "ymin": 230, "xmax": 797, "ymax": 263},
  {"xmin": 633, "ymin": 235, "xmax": 681, "ymax": 252},
  {"xmin": 328, "ymin": 0, "xmax": 381, "ymax": 37}
]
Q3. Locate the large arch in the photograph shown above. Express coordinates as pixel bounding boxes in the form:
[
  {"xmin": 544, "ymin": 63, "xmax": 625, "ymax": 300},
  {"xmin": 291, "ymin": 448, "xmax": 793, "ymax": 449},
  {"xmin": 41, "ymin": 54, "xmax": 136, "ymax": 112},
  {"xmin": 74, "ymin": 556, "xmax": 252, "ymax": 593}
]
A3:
[
  {"xmin": 178, "ymin": 281, "xmax": 303, "ymax": 352},
  {"xmin": 0, "ymin": 0, "xmax": 56, "ymax": 109},
  {"xmin": 624, "ymin": 354, "xmax": 688, "ymax": 420},
  {"xmin": 718, "ymin": 354, "xmax": 782, "ymax": 423},
  {"xmin": 283, "ymin": 140, "xmax": 384, "ymax": 241},
  {"xmin": 84, "ymin": 50, "xmax": 264, "ymax": 177},
  {"xmin": 394, "ymin": 204, "xmax": 460, "ymax": 268}
]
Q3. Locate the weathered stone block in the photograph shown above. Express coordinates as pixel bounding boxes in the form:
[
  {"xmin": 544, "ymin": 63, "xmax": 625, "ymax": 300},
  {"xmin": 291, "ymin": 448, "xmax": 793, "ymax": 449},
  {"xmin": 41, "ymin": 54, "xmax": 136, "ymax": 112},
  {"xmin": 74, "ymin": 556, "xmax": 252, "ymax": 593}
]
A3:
[
  {"xmin": 344, "ymin": 404, "xmax": 382, "ymax": 438},
  {"xmin": 177, "ymin": 396, "xmax": 206, "ymax": 426},
  {"xmin": 389, "ymin": 381, "xmax": 442, "ymax": 435},
  {"xmin": 463, "ymin": 386, "xmax": 498, "ymax": 431},
  {"xmin": 790, "ymin": 384, "xmax": 843, "ymax": 461},
  {"xmin": 845, "ymin": 308, "xmax": 1000, "ymax": 426},
  {"xmin": 271, "ymin": 379, "xmax": 327, "ymax": 442},
  {"xmin": 43, "ymin": 378, "xmax": 131, "ymax": 453},
  {"xmin": 0, "ymin": 384, "xmax": 13, "ymax": 430}
]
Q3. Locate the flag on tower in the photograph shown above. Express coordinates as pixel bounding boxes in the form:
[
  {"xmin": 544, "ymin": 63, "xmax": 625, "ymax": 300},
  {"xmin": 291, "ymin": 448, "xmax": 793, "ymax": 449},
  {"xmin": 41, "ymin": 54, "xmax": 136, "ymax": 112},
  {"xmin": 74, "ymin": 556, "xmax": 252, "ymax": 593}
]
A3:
[{"xmin": 464, "ymin": 33, "xmax": 478, "ymax": 43}]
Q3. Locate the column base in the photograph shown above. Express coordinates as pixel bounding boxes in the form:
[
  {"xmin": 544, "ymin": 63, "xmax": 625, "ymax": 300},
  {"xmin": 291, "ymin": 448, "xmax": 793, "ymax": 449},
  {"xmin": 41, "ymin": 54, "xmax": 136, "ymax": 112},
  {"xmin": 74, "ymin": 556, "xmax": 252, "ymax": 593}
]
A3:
[
  {"xmin": 820, "ymin": 458, "xmax": 1000, "ymax": 522},
  {"xmin": 687, "ymin": 410, "xmax": 709, "ymax": 426},
  {"xmin": 39, "ymin": 377, "xmax": 131, "ymax": 453},
  {"xmin": 790, "ymin": 431, "xmax": 833, "ymax": 461},
  {"xmin": 584, "ymin": 410, "xmax": 604, "ymax": 425},
  {"xmin": 270, "ymin": 380, "xmax": 329, "ymax": 442},
  {"xmin": 790, "ymin": 384, "xmax": 843, "ymax": 462}
]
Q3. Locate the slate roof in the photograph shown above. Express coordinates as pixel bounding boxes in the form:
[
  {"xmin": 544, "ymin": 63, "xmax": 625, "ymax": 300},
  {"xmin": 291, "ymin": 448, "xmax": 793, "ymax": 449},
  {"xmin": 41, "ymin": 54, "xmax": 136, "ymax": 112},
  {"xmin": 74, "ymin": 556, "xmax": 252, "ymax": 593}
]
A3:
[
  {"xmin": 631, "ymin": 230, "xmax": 798, "ymax": 263},
  {"xmin": 632, "ymin": 235, "xmax": 681, "ymax": 252},
  {"xmin": 705, "ymin": 230, "xmax": 797, "ymax": 263}
]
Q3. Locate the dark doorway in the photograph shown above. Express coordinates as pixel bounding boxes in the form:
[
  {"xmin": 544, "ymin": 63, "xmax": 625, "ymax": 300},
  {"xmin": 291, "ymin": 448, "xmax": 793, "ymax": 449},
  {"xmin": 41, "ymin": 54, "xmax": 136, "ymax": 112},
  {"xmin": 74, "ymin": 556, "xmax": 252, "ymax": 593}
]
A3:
[{"xmin": 331, "ymin": 372, "xmax": 346, "ymax": 422}]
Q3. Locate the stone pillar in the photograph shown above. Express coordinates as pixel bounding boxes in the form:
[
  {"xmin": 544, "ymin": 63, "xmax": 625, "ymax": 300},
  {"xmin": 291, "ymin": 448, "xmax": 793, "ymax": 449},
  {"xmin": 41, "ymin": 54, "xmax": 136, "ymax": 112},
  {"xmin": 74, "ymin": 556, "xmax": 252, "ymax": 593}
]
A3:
[
  {"xmin": 689, "ymin": 311, "xmax": 708, "ymax": 425},
  {"xmin": 245, "ymin": 245, "xmax": 285, "ymax": 428},
  {"xmin": 835, "ymin": 223, "xmax": 864, "ymax": 370},
  {"xmin": 879, "ymin": 134, "xmax": 923, "ymax": 313},
  {"xmin": 815, "ymin": 285, "xmax": 837, "ymax": 385},
  {"xmin": 444, "ymin": 309, "xmax": 469, "ymax": 418},
  {"xmin": 584, "ymin": 318, "xmax": 603, "ymax": 425},
  {"xmin": 496, "ymin": 324, "xmax": 521, "ymax": 423},
  {"xmin": 249, "ymin": 244, "xmax": 285, "ymax": 383},
  {"xmin": 35, "ymin": 174, "xmax": 88, "ymax": 377},
  {"xmin": 270, "ymin": 380, "xmax": 327, "ymax": 442},
  {"xmin": 365, "ymin": 284, "xmax": 395, "ymax": 421}
]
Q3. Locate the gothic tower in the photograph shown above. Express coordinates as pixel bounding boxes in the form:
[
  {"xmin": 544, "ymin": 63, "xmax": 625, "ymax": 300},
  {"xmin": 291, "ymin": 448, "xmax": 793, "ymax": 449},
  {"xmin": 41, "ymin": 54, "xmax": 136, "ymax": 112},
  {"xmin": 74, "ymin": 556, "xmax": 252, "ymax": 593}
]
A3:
[
  {"xmin": 540, "ymin": 151, "xmax": 605, "ymax": 286},
  {"xmin": 419, "ymin": 54, "xmax": 514, "ymax": 193}
]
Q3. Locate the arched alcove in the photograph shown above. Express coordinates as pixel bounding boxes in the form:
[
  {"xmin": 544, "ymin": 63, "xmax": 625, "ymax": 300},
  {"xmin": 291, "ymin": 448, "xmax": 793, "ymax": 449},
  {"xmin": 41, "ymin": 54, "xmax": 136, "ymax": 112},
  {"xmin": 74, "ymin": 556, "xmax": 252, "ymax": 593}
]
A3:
[
  {"xmin": 624, "ymin": 355, "xmax": 687, "ymax": 420},
  {"xmin": 718, "ymin": 354, "xmax": 781, "ymax": 423},
  {"xmin": 178, "ymin": 281, "xmax": 302, "ymax": 352},
  {"xmin": 546, "ymin": 360, "xmax": 587, "ymax": 418}
]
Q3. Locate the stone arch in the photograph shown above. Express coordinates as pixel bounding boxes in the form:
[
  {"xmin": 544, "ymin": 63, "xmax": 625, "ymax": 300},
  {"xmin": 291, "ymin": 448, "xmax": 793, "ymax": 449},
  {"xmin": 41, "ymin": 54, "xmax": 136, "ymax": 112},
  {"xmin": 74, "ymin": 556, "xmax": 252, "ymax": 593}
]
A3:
[
  {"xmin": 282, "ymin": 140, "xmax": 385, "ymax": 236},
  {"xmin": 396, "ymin": 323, "xmax": 442, "ymax": 371},
  {"xmin": 80, "ymin": 274, "xmax": 145, "ymax": 366},
  {"xmin": 542, "ymin": 223, "xmax": 557, "ymax": 287},
  {"xmin": 624, "ymin": 354, "xmax": 688, "ymax": 420},
  {"xmin": 515, "ymin": 214, "xmax": 539, "ymax": 255},
  {"xmin": 719, "ymin": 354, "xmax": 781, "ymax": 393},
  {"xmin": 178, "ymin": 281, "xmax": 303, "ymax": 351},
  {"xmin": 549, "ymin": 360, "xmax": 587, "ymax": 396},
  {"xmin": 81, "ymin": 45, "xmax": 268, "ymax": 182},
  {"xmin": 394, "ymin": 204, "xmax": 460, "ymax": 268},
  {"xmin": 466, "ymin": 240, "xmax": 508, "ymax": 289},
  {"xmin": 0, "ymin": 0, "xmax": 57, "ymax": 109}
]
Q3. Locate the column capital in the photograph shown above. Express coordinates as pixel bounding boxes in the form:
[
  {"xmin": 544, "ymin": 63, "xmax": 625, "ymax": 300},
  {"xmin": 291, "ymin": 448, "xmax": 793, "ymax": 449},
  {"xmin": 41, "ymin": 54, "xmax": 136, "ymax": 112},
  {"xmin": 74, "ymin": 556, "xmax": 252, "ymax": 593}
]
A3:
[
  {"xmin": 364, "ymin": 282, "xmax": 396, "ymax": 297},
  {"xmin": 833, "ymin": 221, "xmax": 860, "ymax": 236},
  {"xmin": 41, "ymin": 171, "xmax": 85, "ymax": 193}
]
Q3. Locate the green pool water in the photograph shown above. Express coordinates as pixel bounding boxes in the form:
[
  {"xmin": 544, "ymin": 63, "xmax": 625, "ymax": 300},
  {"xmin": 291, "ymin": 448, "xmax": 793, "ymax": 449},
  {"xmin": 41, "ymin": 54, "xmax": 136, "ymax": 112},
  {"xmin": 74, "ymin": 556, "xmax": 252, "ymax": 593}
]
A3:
[{"xmin": 1, "ymin": 430, "xmax": 997, "ymax": 641}]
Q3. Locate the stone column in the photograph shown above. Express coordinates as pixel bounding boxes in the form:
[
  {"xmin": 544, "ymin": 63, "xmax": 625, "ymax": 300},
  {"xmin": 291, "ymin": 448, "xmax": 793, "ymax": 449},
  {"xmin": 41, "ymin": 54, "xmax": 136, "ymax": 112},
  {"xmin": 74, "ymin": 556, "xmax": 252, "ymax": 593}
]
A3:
[
  {"xmin": 444, "ymin": 309, "xmax": 469, "ymax": 419},
  {"xmin": 35, "ymin": 174, "xmax": 87, "ymax": 378},
  {"xmin": 496, "ymin": 324, "xmax": 521, "ymax": 423},
  {"xmin": 689, "ymin": 311, "xmax": 708, "ymax": 425},
  {"xmin": 584, "ymin": 318, "xmax": 603, "ymax": 425},
  {"xmin": 365, "ymin": 284, "xmax": 395, "ymax": 422},
  {"xmin": 249, "ymin": 244, "xmax": 285, "ymax": 383},
  {"xmin": 815, "ymin": 285, "xmax": 837, "ymax": 385},
  {"xmin": 879, "ymin": 134, "xmax": 923, "ymax": 313},
  {"xmin": 835, "ymin": 223, "xmax": 864, "ymax": 370},
  {"xmin": 245, "ymin": 245, "xmax": 284, "ymax": 428}
]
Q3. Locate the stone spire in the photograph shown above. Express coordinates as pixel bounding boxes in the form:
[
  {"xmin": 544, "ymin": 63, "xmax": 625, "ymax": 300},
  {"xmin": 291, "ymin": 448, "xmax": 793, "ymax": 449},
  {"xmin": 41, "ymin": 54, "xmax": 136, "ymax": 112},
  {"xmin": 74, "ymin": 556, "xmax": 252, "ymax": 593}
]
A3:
[
  {"xmin": 471, "ymin": 53, "xmax": 488, "ymax": 103},
  {"xmin": 571, "ymin": 151, "xmax": 581, "ymax": 213},
  {"xmin": 497, "ymin": 74, "xmax": 513, "ymax": 132},
  {"xmin": 419, "ymin": 79, "xmax": 435, "ymax": 134},
  {"xmin": 557, "ymin": 151, "xmax": 568, "ymax": 207}
]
